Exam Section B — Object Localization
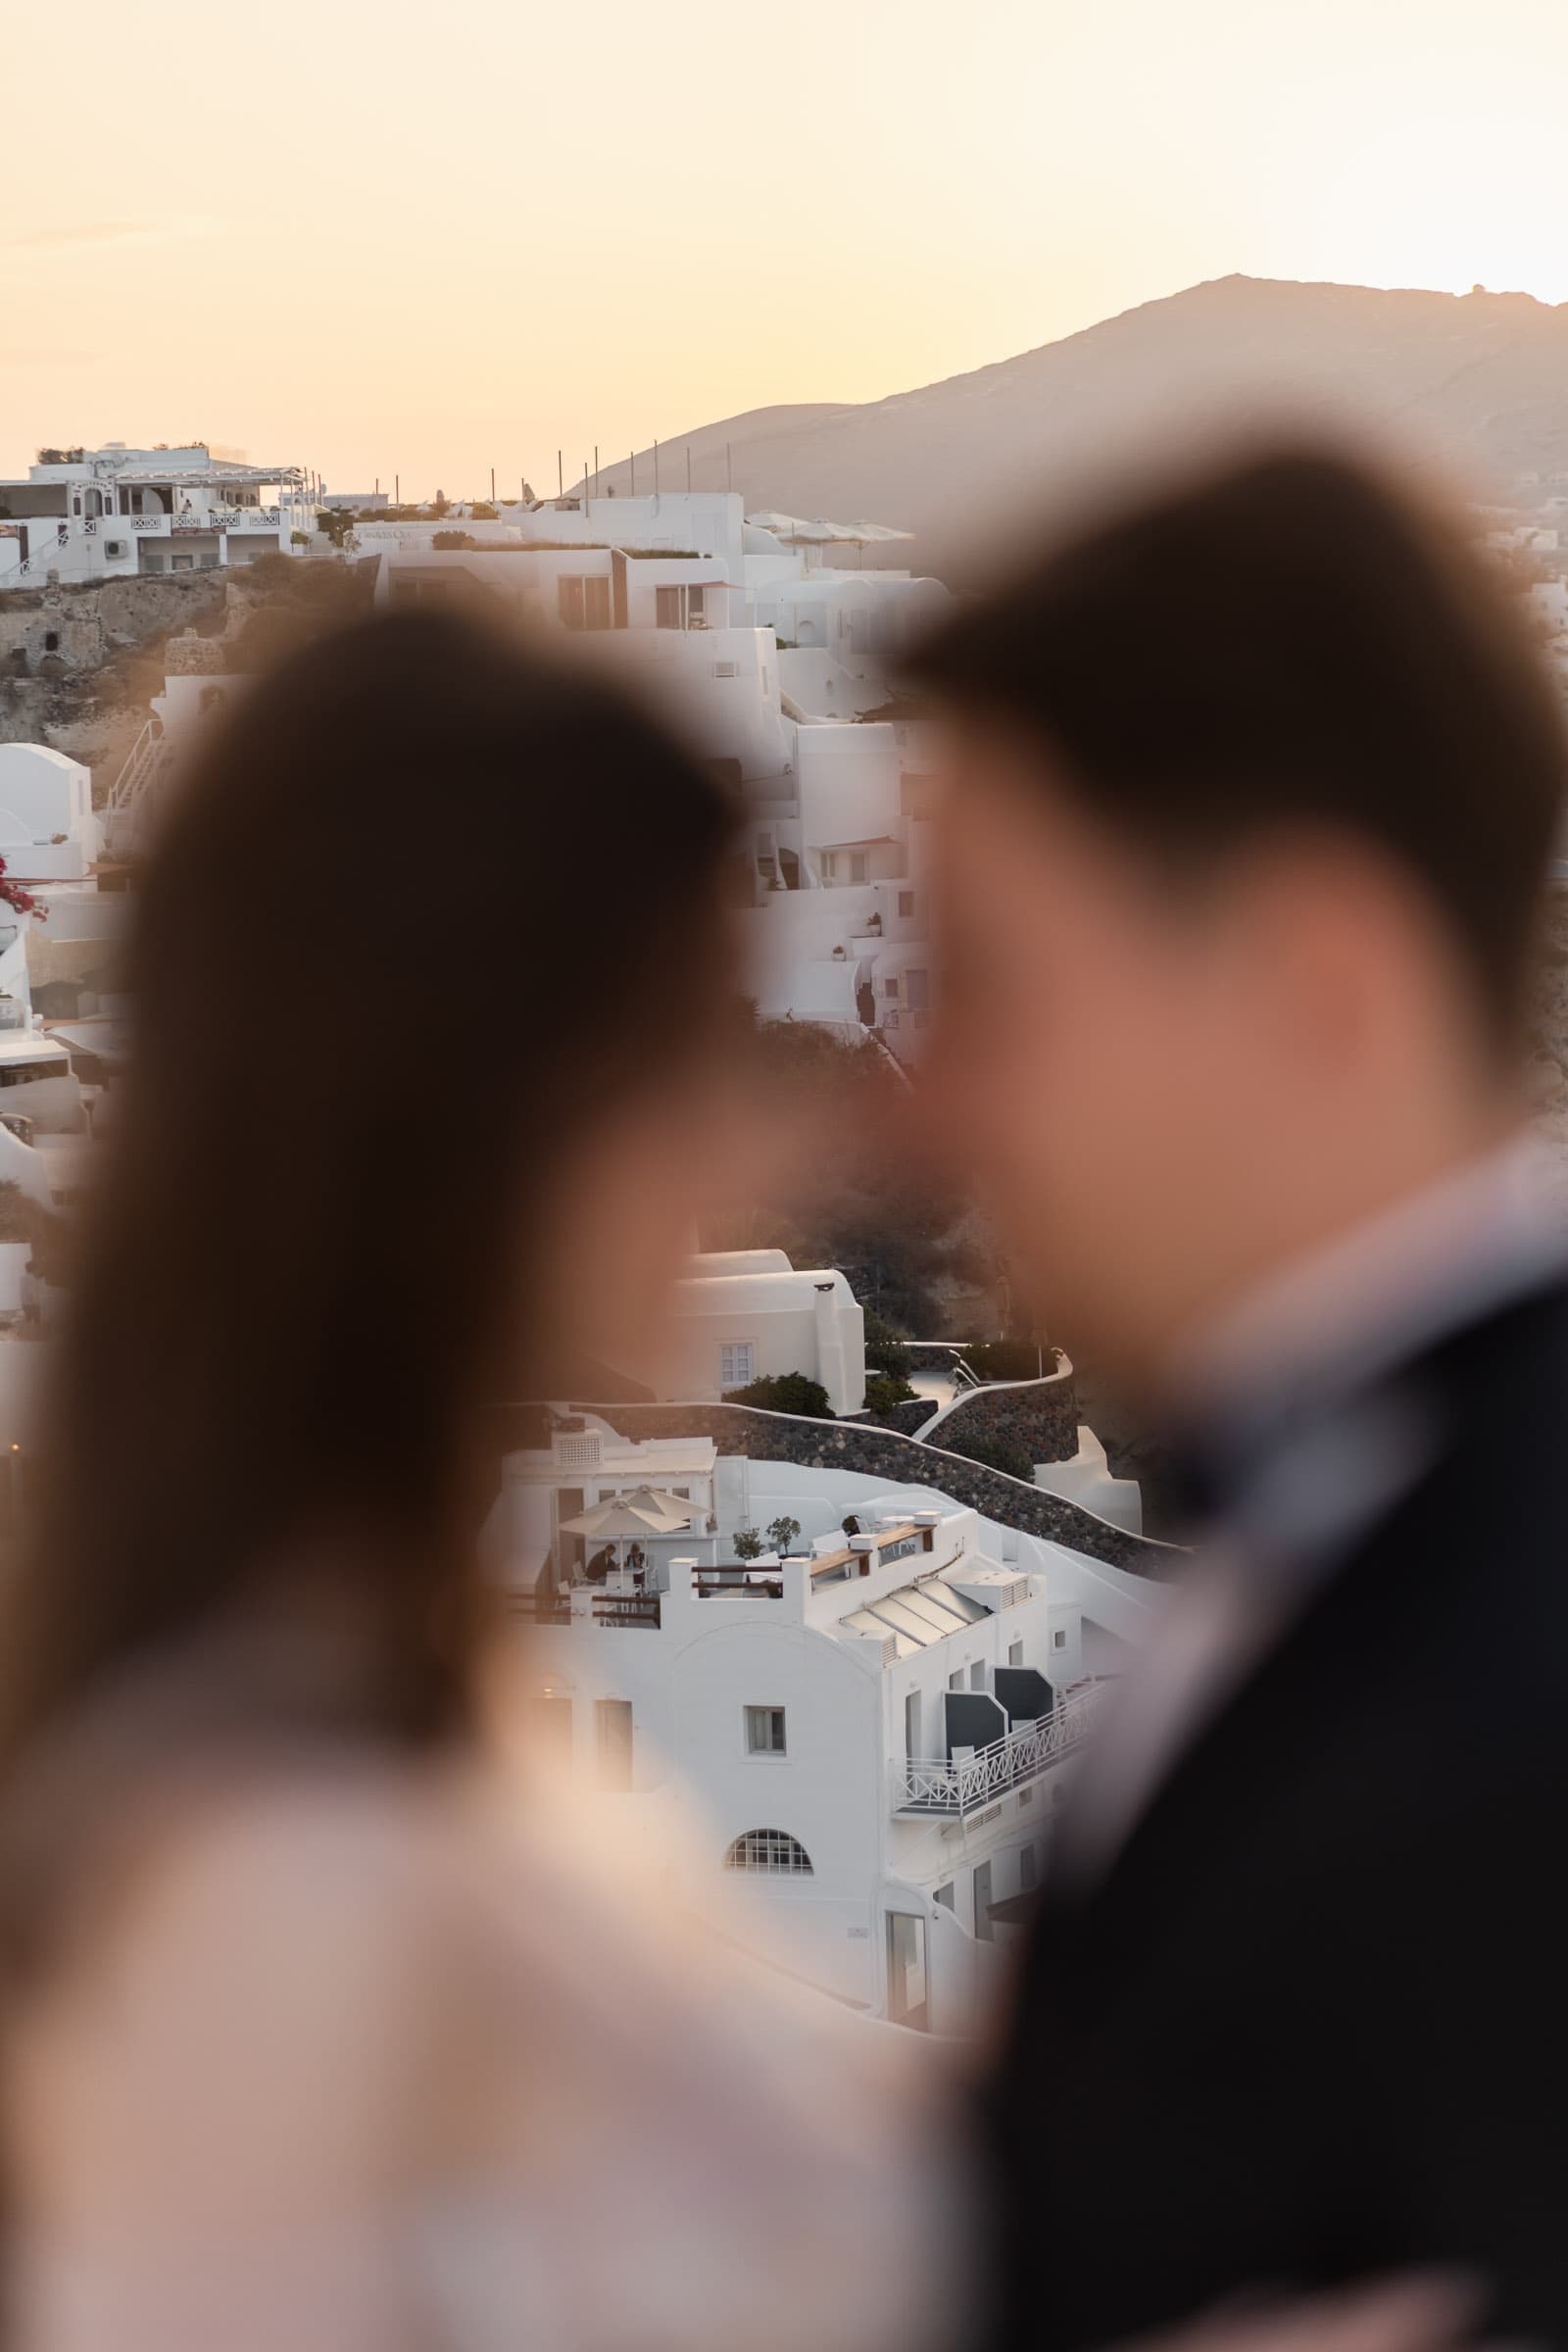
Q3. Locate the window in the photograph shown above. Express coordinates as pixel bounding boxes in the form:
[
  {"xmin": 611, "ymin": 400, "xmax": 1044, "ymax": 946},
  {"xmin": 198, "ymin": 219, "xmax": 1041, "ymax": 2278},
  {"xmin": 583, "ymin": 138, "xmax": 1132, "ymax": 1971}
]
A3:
[
  {"xmin": 656, "ymin": 583, "xmax": 684, "ymax": 628},
  {"xmin": 745, "ymin": 1705, "xmax": 786, "ymax": 1756},
  {"xmin": 898, "ymin": 891, "xmax": 915, "ymax": 918},
  {"xmin": 559, "ymin": 573, "xmax": 611, "ymax": 631},
  {"xmin": 882, "ymin": 973, "xmax": 902, "ymax": 999},
  {"xmin": 1019, "ymin": 1846, "xmax": 1038, "ymax": 1893},
  {"xmin": 719, "ymin": 1341, "xmax": 755, "ymax": 1389},
  {"xmin": 724, "ymin": 1829, "xmax": 812, "ymax": 1876},
  {"xmin": 948, "ymin": 1668, "xmax": 964, "ymax": 1692},
  {"xmin": 1008, "ymin": 1640, "xmax": 1024, "ymax": 1667},
  {"xmin": 43, "ymin": 630, "xmax": 59, "ymax": 653},
  {"xmin": 969, "ymin": 1661, "xmax": 986, "ymax": 1691},
  {"xmin": 848, "ymin": 851, "xmax": 869, "ymax": 885},
  {"xmin": 595, "ymin": 1698, "xmax": 633, "ymax": 1791},
  {"xmin": 934, "ymin": 1882, "xmax": 955, "ymax": 1911},
  {"xmin": 905, "ymin": 967, "xmax": 930, "ymax": 1011},
  {"xmin": 1054, "ymin": 1629, "xmax": 1067, "ymax": 1650},
  {"xmin": 689, "ymin": 584, "xmax": 706, "ymax": 620},
  {"xmin": 972, "ymin": 1858, "xmax": 994, "ymax": 1941}
]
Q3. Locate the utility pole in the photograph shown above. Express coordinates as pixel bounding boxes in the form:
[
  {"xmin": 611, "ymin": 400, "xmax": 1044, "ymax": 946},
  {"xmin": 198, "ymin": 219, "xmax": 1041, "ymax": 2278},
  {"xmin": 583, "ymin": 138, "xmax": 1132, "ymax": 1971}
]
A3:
[
  {"xmin": 490, "ymin": 466, "xmax": 496, "ymax": 504},
  {"xmin": 395, "ymin": 473, "xmax": 400, "ymax": 505},
  {"xmin": 558, "ymin": 450, "xmax": 564, "ymax": 498}
]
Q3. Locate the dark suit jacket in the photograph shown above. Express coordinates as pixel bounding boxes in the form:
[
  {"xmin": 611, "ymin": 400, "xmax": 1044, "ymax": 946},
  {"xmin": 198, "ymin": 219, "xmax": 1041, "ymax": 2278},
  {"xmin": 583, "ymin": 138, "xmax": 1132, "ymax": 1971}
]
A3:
[{"xmin": 985, "ymin": 1280, "xmax": 1568, "ymax": 2351}]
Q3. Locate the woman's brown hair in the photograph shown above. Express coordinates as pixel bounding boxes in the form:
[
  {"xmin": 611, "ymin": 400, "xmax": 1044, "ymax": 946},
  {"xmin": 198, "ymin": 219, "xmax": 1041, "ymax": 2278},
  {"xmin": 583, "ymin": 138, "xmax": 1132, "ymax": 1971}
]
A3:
[{"xmin": 0, "ymin": 606, "xmax": 735, "ymax": 1781}]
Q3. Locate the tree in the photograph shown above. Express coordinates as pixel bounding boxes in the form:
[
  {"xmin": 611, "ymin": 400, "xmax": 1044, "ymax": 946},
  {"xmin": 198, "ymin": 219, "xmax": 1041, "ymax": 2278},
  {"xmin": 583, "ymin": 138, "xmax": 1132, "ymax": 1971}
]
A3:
[
  {"xmin": 733, "ymin": 1526, "xmax": 765, "ymax": 1562},
  {"xmin": 862, "ymin": 1311, "xmax": 911, "ymax": 1377},
  {"xmin": 765, "ymin": 1515, "xmax": 803, "ymax": 1555},
  {"xmin": 314, "ymin": 508, "xmax": 356, "ymax": 548},
  {"xmin": 722, "ymin": 1370, "xmax": 835, "ymax": 1419}
]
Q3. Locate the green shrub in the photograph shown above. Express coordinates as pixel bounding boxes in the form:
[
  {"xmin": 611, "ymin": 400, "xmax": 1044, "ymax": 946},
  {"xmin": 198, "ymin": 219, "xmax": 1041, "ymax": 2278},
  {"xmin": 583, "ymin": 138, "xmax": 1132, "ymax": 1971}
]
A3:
[
  {"xmin": 722, "ymin": 1370, "xmax": 834, "ymax": 1419},
  {"xmin": 863, "ymin": 1372, "xmax": 919, "ymax": 1414}
]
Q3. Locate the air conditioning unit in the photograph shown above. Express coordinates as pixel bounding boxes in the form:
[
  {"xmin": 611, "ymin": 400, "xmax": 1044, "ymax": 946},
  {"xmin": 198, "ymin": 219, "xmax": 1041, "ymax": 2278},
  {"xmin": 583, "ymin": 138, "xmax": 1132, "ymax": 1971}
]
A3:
[{"xmin": 712, "ymin": 661, "xmax": 738, "ymax": 679}]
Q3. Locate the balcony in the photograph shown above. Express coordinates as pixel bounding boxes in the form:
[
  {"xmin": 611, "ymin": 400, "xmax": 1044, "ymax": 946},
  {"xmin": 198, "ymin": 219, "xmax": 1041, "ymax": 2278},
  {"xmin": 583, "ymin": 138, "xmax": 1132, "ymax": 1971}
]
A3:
[
  {"xmin": 507, "ymin": 1576, "xmax": 661, "ymax": 1630},
  {"xmin": 896, "ymin": 1682, "xmax": 1105, "ymax": 1817}
]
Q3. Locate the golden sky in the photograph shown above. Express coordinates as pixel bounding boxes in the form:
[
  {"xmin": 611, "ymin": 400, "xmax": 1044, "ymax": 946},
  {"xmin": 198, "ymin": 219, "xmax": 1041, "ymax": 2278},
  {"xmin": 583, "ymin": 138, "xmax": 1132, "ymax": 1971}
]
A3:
[{"xmin": 6, "ymin": 0, "xmax": 1568, "ymax": 498}]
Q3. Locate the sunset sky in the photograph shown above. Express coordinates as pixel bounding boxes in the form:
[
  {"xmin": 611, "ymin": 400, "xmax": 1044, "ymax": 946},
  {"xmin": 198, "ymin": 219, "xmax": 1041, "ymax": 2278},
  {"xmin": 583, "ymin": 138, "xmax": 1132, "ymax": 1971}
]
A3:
[{"xmin": 7, "ymin": 0, "xmax": 1568, "ymax": 499}]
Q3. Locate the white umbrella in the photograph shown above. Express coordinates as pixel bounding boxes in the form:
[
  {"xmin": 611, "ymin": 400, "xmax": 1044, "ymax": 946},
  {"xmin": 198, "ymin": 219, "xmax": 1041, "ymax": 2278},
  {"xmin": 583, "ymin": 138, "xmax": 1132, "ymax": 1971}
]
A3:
[{"xmin": 558, "ymin": 1486, "xmax": 694, "ymax": 1538}]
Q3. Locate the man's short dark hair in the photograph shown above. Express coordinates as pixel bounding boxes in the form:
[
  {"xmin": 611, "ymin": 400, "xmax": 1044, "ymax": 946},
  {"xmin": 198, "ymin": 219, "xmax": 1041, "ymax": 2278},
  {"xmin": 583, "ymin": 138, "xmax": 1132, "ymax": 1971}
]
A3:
[{"xmin": 909, "ymin": 445, "xmax": 1567, "ymax": 1044}]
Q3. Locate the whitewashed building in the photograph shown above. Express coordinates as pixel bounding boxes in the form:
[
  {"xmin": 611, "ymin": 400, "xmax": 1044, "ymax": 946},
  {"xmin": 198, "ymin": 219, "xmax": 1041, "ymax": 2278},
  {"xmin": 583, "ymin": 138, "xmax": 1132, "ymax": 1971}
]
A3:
[
  {"xmin": 624, "ymin": 1249, "xmax": 867, "ymax": 1415},
  {"xmin": 0, "ymin": 741, "xmax": 115, "ymax": 1136},
  {"xmin": 362, "ymin": 492, "xmax": 952, "ymax": 1060},
  {"xmin": 1, "ymin": 444, "xmax": 312, "ymax": 589},
  {"xmin": 491, "ymin": 1413, "xmax": 1155, "ymax": 2031}
]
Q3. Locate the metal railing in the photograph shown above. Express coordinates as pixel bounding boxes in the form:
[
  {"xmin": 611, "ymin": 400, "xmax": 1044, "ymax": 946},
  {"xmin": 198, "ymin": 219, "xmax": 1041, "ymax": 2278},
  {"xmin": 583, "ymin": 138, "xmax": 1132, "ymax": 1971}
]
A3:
[
  {"xmin": 693, "ymin": 1568, "xmax": 784, "ymax": 1597},
  {"xmin": 107, "ymin": 716, "xmax": 170, "ymax": 815},
  {"xmin": 591, "ymin": 1593, "xmax": 661, "ymax": 1631},
  {"xmin": 898, "ymin": 1683, "xmax": 1105, "ymax": 1816}
]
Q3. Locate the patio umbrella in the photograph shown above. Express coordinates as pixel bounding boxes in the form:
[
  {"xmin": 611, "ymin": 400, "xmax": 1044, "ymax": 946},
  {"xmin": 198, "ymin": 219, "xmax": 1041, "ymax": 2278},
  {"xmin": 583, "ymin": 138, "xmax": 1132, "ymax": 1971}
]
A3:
[
  {"xmin": 558, "ymin": 1486, "xmax": 695, "ymax": 1590},
  {"xmin": 558, "ymin": 1487, "xmax": 694, "ymax": 1538}
]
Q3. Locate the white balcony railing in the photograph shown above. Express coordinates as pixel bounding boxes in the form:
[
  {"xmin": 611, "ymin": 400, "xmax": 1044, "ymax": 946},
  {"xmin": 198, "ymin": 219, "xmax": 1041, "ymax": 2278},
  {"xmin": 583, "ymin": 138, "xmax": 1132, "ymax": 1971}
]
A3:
[{"xmin": 898, "ymin": 1682, "xmax": 1106, "ymax": 1816}]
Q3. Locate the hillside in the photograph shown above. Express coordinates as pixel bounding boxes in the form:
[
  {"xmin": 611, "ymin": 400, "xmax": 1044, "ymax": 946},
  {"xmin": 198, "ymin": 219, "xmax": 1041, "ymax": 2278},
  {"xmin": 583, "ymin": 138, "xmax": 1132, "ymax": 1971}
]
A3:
[{"xmin": 595, "ymin": 275, "xmax": 1568, "ymax": 573}]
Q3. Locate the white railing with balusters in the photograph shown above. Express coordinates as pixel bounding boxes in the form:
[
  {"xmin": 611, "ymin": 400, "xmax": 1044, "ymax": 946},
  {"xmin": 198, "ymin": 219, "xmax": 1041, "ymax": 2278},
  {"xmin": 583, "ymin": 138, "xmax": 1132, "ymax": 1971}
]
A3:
[
  {"xmin": 107, "ymin": 717, "xmax": 170, "ymax": 815},
  {"xmin": 899, "ymin": 1681, "xmax": 1107, "ymax": 1815}
]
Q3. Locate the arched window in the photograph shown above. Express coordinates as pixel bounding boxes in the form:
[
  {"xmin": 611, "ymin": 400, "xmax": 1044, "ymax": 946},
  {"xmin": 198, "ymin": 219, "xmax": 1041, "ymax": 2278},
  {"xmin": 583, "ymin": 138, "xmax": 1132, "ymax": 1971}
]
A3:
[{"xmin": 723, "ymin": 1829, "xmax": 813, "ymax": 1877}]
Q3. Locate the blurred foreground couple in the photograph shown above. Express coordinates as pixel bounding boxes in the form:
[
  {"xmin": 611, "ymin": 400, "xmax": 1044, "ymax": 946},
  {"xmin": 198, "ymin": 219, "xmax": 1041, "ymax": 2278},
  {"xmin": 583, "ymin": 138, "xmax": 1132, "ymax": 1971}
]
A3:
[{"xmin": 2, "ymin": 442, "xmax": 1566, "ymax": 2352}]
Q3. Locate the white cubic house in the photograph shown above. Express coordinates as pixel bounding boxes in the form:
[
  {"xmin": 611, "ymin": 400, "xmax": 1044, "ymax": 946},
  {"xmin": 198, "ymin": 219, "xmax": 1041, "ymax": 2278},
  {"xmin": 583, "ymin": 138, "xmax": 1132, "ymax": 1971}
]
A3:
[
  {"xmin": 624, "ymin": 1249, "xmax": 867, "ymax": 1416},
  {"xmin": 491, "ymin": 1413, "xmax": 1156, "ymax": 2032}
]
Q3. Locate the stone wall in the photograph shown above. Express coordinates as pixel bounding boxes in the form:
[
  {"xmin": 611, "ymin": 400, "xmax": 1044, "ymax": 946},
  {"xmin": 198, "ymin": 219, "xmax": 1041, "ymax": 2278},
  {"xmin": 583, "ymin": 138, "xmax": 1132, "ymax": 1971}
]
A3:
[
  {"xmin": 0, "ymin": 570, "xmax": 232, "ymax": 781},
  {"xmin": 928, "ymin": 1368, "xmax": 1079, "ymax": 1469},
  {"xmin": 552, "ymin": 1398, "xmax": 1176, "ymax": 1576}
]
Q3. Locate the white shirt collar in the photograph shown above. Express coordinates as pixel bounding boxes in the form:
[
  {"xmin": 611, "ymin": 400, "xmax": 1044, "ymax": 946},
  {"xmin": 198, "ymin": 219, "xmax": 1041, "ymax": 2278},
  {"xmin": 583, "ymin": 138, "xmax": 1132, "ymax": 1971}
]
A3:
[{"xmin": 1174, "ymin": 1132, "xmax": 1568, "ymax": 1449}]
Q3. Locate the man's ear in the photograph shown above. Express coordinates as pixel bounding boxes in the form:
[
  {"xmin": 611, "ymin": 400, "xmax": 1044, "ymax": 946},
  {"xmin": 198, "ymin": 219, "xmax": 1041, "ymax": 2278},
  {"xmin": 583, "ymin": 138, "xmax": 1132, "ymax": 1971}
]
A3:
[{"xmin": 1220, "ymin": 830, "xmax": 1453, "ymax": 1077}]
